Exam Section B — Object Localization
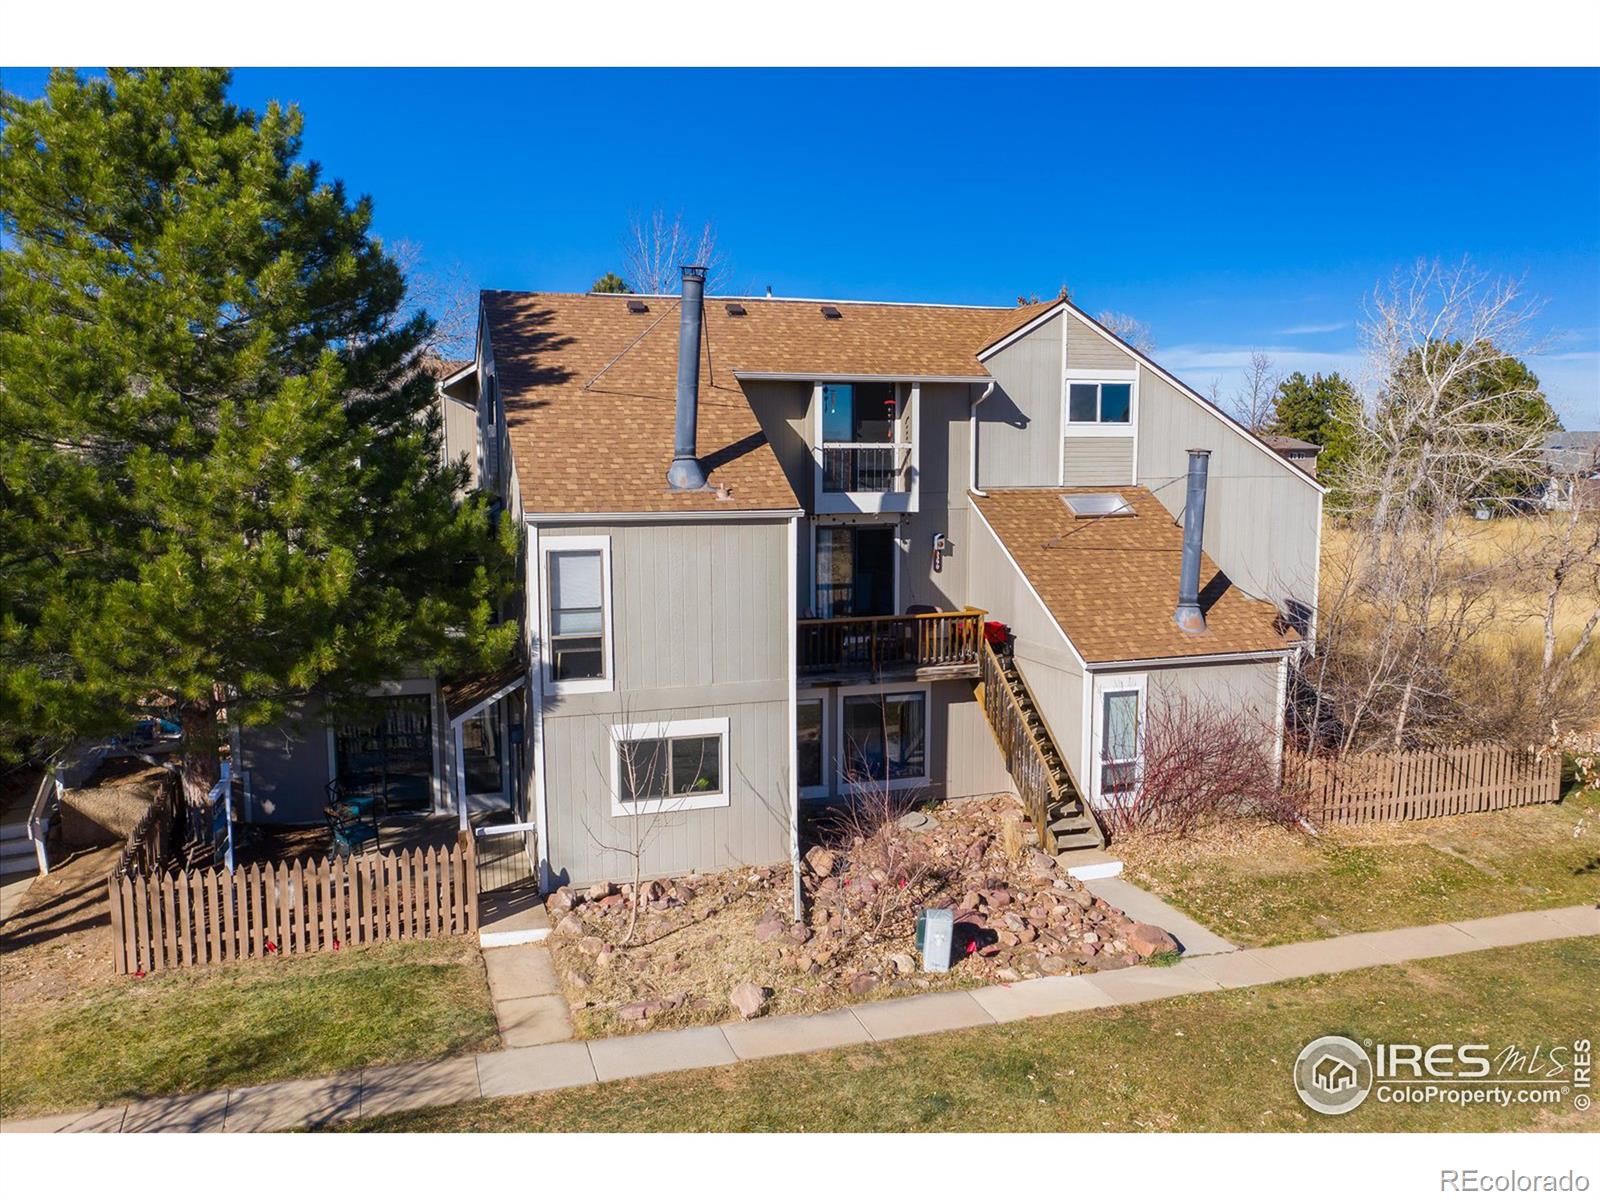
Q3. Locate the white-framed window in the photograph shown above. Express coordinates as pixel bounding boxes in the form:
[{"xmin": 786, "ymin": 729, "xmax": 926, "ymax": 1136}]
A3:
[
  {"xmin": 1064, "ymin": 370, "xmax": 1138, "ymax": 437},
  {"xmin": 539, "ymin": 534, "xmax": 613, "ymax": 695},
  {"xmin": 797, "ymin": 690, "xmax": 829, "ymax": 800},
  {"xmin": 608, "ymin": 716, "xmax": 730, "ymax": 816},
  {"xmin": 1091, "ymin": 673, "xmax": 1146, "ymax": 804},
  {"xmin": 837, "ymin": 684, "xmax": 930, "ymax": 792}
]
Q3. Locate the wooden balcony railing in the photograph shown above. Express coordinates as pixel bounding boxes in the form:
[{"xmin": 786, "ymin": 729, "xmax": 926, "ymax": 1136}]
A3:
[{"xmin": 797, "ymin": 608, "xmax": 986, "ymax": 677}]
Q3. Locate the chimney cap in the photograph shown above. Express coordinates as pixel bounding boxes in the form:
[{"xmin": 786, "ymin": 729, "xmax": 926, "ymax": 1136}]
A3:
[
  {"xmin": 681, "ymin": 264, "xmax": 708, "ymax": 282},
  {"xmin": 1186, "ymin": 447, "xmax": 1212, "ymax": 458}
]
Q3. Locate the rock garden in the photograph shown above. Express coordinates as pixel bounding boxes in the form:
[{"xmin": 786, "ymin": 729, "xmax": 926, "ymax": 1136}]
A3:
[{"xmin": 546, "ymin": 793, "xmax": 1176, "ymax": 1037}]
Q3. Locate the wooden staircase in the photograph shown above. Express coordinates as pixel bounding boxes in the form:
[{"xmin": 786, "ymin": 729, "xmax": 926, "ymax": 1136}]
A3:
[{"xmin": 977, "ymin": 640, "xmax": 1106, "ymax": 854}]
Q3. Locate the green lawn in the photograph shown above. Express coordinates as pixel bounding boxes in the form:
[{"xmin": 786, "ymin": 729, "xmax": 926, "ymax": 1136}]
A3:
[
  {"xmin": 347, "ymin": 937, "xmax": 1598, "ymax": 1133},
  {"xmin": 0, "ymin": 939, "xmax": 497, "ymax": 1120},
  {"xmin": 1119, "ymin": 790, "xmax": 1600, "ymax": 947}
]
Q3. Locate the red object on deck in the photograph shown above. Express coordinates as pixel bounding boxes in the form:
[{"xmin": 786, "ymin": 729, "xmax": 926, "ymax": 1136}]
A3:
[{"xmin": 983, "ymin": 620, "xmax": 1010, "ymax": 648}]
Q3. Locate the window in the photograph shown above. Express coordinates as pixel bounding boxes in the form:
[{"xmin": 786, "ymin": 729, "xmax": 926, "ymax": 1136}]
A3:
[
  {"xmin": 610, "ymin": 718, "xmax": 729, "ymax": 815},
  {"xmin": 1067, "ymin": 381, "xmax": 1133, "ymax": 425},
  {"xmin": 1092, "ymin": 675, "xmax": 1146, "ymax": 801},
  {"xmin": 333, "ymin": 693, "xmax": 435, "ymax": 814},
  {"xmin": 814, "ymin": 524, "xmax": 896, "ymax": 617},
  {"xmin": 817, "ymin": 382, "xmax": 913, "ymax": 498},
  {"xmin": 797, "ymin": 696, "xmax": 826, "ymax": 798},
  {"xmin": 840, "ymin": 689, "xmax": 928, "ymax": 789},
  {"xmin": 541, "ymin": 536, "xmax": 612, "ymax": 693},
  {"xmin": 460, "ymin": 704, "xmax": 506, "ymax": 797}
]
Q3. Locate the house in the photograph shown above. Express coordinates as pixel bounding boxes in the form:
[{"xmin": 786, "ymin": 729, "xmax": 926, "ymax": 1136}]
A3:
[
  {"xmin": 236, "ymin": 269, "xmax": 1323, "ymax": 891},
  {"xmin": 1312, "ymin": 1054, "xmax": 1358, "ymax": 1094},
  {"xmin": 1539, "ymin": 429, "xmax": 1600, "ymax": 511},
  {"xmin": 1261, "ymin": 434, "xmax": 1322, "ymax": 479}
]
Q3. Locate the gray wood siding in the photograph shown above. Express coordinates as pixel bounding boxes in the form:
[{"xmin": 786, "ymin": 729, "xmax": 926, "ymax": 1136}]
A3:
[
  {"xmin": 237, "ymin": 702, "xmax": 331, "ymax": 826},
  {"xmin": 1144, "ymin": 658, "xmax": 1283, "ymax": 754},
  {"xmin": 545, "ymin": 520, "xmax": 788, "ymax": 692},
  {"xmin": 976, "ymin": 312, "xmax": 1063, "ymax": 487},
  {"xmin": 543, "ymin": 698, "xmax": 791, "ymax": 887},
  {"xmin": 1065, "ymin": 311, "xmax": 1137, "ymax": 371},
  {"xmin": 535, "ymin": 517, "xmax": 793, "ymax": 885},
  {"xmin": 900, "ymin": 382, "xmax": 978, "ymax": 613},
  {"xmin": 1134, "ymin": 369, "xmax": 1321, "ymax": 613},
  {"xmin": 743, "ymin": 380, "xmax": 814, "ymax": 510},
  {"xmin": 967, "ymin": 506, "xmax": 1090, "ymax": 787},
  {"xmin": 1062, "ymin": 436, "xmax": 1135, "ymax": 486}
]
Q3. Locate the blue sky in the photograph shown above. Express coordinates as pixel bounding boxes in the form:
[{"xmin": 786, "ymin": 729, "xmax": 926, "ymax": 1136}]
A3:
[{"xmin": 4, "ymin": 67, "xmax": 1598, "ymax": 426}]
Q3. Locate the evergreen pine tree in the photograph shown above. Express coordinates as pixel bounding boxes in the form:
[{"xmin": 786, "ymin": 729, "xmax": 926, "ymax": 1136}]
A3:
[{"xmin": 1, "ymin": 69, "xmax": 517, "ymax": 819}]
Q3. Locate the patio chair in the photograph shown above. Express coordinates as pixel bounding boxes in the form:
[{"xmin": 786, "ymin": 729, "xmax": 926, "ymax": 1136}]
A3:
[{"xmin": 325, "ymin": 802, "xmax": 381, "ymax": 857}]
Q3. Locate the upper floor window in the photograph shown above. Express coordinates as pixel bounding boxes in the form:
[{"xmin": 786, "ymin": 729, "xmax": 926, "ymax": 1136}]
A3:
[
  {"xmin": 1067, "ymin": 381, "xmax": 1133, "ymax": 425},
  {"xmin": 541, "ymin": 535, "xmax": 612, "ymax": 694},
  {"xmin": 818, "ymin": 382, "xmax": 914, "ymax": 497}
]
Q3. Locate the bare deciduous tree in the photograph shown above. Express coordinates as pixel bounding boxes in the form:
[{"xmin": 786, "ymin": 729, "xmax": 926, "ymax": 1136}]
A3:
[
  {"xmin": 584, "ymin": 715, "xmax": 721, "ymax": 945},
  {"xmin": 391, "ymin": 237, "xmax": 479, "ymax": 361},
  {"xmin": 1296, "ymin": 259, "xmax": 1558, "ymax": 752},
  {"xmin": 1228, "ymin": 351, "xmax": 1280, "ymax": 432},
  {"xmin": 1095, "ymin": 310, "xmax": 1157, "ymax": 354},
  {"xmin": 1532, "ymin": 492, "xmax": 1600, "ymax": 718},
  {"xmin": 622, "ymin": 210, "xmax": 729, "ymax": 295}
]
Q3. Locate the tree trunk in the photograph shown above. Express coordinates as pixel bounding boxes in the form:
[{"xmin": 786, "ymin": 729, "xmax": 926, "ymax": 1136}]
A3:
[{"xmin": 178, "ymin": 700, "xmax": 220, "ymax": 845}]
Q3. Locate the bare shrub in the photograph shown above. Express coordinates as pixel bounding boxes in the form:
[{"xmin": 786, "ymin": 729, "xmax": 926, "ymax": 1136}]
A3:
[
  {"xmin": 812, "ymin": 779, "xmax": 945, "ymax": 944},
  {"xmin": 1098, "ymin": 696, "xmax": 1302, "ymax": 836}
]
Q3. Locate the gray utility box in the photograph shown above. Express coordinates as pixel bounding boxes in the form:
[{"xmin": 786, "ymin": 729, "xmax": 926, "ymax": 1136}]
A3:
[{"xmin": 916, "ymin": 907, "xmax": 953, "ymax": 973}]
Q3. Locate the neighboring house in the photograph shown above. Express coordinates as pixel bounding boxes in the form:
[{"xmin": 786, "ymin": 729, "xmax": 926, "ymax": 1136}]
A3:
[
  {"xmin": 239, "ymin": 271, "xmax": 1324, "ymax": 891},
  {"xmin": 1261, "ymin": 434, "xmax": 1322, "ymax": 479},
  {"xmin": 1539, "ymin": 430, "xmax": 1600, "ymax": 511}
]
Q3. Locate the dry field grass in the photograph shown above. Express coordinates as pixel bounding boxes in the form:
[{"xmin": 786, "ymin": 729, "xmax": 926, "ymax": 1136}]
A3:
[{"xmin": 1321, "ymin": 513, "xmax": 1600, "ymax": 737}]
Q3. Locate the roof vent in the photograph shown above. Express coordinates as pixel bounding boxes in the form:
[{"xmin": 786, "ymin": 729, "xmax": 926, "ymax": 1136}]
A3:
[
  {"xmin": 725, "ymin": 302, "xmax": 746, "ymax": 317},
  {"xmin": 1062, "ymin": 493, "xmax": 1133, "ymax": 518},
  {"xmin": 819, "ymin": 304, "xmax": 842, "ymax": 319},
  {"xmin": 627, "ymin": 299, "xmax": 649, "ymax": 314}
]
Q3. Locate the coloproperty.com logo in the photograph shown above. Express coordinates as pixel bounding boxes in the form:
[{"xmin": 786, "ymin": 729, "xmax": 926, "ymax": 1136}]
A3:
[{"xmin": 1293, "ymin": 1035, "xmax": 1593, "ymax": 1115}]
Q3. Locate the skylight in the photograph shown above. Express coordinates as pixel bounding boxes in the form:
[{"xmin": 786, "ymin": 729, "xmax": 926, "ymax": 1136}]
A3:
[{"xmin": 1062, "ymin": 493, "xmax": 1134, "ymax": 518}]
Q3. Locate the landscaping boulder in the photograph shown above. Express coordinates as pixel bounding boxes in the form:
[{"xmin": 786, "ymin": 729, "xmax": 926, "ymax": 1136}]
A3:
[
  {"xmin": 729, "ymin": 981, "xmax": 771, "ymax": 1020},
  {"xmin": 848, "ymin": 971, "xmax": 880, "ymax": 995},
  {"xmin": 754, "ymin": 913, "xmax": 787, "ymax": 942},
  {"xmin": 804, "ymin": 846, "xmax": 837, "ymax": 877},
  {"xmin": 555, "ymin": 913, "xmax": 585, "ymax": 938},
  {"xmin": 1126, "ymin": 922, "xmax": 1179, "ymax": 957},
  {"xmin": 586, "ymin": 880, "xmax": 616, "ymax": 901},
  {"xmin": 888, "ymin": 952, "xmax": 915, "ymax": 976}
]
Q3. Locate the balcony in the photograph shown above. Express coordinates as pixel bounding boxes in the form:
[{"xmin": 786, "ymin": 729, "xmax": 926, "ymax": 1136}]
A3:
[
  {"xmin": 821, "ymin": 443, "xmax": 912, "ymax": 494},
  {"xmin": 797, "ymin": 608, "xmax": 986, "ymax": 683},
  {"xmin": 812, "ymin": 381, "xmax": 919, "ymax": 514}
]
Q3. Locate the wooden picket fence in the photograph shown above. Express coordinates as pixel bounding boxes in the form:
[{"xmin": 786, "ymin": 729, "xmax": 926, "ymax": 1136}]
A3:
[
  {"xmin": 107, "ymin": 833, "xmax": 478, "ymax": 975},
  {"xmin": 1284, "ymin": 743, "xmax": 1562, "ymax": 825}
]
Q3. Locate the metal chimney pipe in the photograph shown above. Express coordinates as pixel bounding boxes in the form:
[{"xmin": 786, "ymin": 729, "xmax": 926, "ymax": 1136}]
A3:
[
  {"xmin": 1174, "ymin": 448, "xmax": 1212, "ymax": 634},
  {"xmin": 667, "ymin": 264, "xmax": 709, "ymax": 491}
]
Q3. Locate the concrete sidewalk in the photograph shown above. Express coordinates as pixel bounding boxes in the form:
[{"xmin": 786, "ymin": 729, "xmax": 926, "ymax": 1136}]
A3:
[
  {"xmin": 1081, "ymin": 875, "xmax": 1238, "ymax": 956},
  {"xmin": 4, "ymin": 903, "xmax": 1594, "ymax": 1134}
]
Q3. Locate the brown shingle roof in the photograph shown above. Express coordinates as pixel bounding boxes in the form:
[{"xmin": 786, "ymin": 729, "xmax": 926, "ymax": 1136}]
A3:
[
  {"xmin": 482, "ymin": 291, "xmax": 1038, "ymax": 514},
  {"xmin": 972, "ymin": 487, "xmax": 1297, "ymax": 664}
]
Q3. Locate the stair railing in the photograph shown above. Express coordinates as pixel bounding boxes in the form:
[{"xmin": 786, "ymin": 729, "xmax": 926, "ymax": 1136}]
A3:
[{"xmin": 978, "ymin": 639, "xmax": 1101, "ymax": 853}]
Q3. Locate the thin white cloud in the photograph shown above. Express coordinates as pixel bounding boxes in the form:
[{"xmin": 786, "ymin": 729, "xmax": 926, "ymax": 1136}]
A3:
[
  {"xmin": 1157, "ymin": 343, "xmax": 1598, "ymax": 431},
  {"xmin": 1277, "ymin": 321, "xmax": 1351, "ymax": 335}
]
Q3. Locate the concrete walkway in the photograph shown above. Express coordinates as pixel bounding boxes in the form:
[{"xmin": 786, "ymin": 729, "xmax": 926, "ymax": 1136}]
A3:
[
  {"xmin": 4, "ymin": 903, "xmax": 1594, "ymax": 1133},
  {"xmin": 482, "ymin": 943, "xmax": 573, "ymax": 1048},
  {"xmin": 1082, "ymin": 875, "xmax": 1238, "ymax": 956}
]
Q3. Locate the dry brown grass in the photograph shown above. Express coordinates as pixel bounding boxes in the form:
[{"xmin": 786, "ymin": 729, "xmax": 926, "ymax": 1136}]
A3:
[
  {"xmin": 1321, "ymin": 514, "xmax": 1600, "ymax": 739},
  {"xmin": 1118, "ymin": 786, "xmax": 1600, "ymax": 947}
]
